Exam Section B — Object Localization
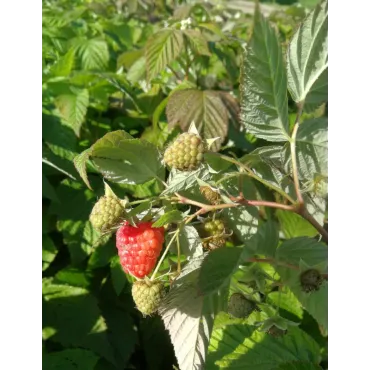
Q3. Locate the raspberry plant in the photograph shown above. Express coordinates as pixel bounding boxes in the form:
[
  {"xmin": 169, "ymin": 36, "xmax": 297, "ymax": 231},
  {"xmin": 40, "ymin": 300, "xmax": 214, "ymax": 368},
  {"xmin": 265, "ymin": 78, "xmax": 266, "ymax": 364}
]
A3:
[{"xmin": 43, "ymin": 1, "xmax": 328, "ymax": 369}]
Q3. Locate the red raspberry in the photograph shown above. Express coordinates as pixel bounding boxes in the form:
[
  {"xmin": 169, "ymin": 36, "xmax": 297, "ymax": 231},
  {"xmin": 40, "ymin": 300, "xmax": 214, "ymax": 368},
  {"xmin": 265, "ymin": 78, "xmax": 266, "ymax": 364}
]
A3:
[{"xmin": 116, "ymin": 221, "xmax": 165, "ymax": 279}]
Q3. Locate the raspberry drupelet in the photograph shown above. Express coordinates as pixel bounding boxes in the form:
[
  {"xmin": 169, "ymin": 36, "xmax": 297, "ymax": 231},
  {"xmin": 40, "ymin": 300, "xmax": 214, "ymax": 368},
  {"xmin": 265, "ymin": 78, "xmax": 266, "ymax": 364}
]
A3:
[{"xmin": 116, "ymin": 221, "xmax": 165, "ymax": 279}]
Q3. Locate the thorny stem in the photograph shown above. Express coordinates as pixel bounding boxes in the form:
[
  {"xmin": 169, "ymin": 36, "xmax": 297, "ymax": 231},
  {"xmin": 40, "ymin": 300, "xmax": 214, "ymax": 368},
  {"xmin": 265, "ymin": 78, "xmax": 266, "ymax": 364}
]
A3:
[
  {"xmin": 151, "ymin": 229, "xmax": 179, "ymax": 281},
  {"xmin": 167, "ymin": 65, "xmax": 182, "ymax": 82}
]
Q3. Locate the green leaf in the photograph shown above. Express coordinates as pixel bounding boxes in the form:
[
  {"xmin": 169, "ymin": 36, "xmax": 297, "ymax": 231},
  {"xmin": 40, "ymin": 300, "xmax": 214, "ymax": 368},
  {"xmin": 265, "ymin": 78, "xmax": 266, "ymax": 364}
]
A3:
[
  {"xmin": 287, "ymin": 0, "xmax": 328, "ymax": 103},
  {"xmin": 199, "ymin": 248, "xmax": 242, "ymax": 295},
  {"xmin": 50, "ymin": 47, "xmax": 75, "ymax": 77},
  {"xmin": 74, "ymin": 38, "xmax": 110, "ymax": 71},
  {"xmin": 55, "ymin": 267, "xmax": 92, "ymax": 288},
  {"xmin": 48, "ymin": 179, "xmax": 100, "ymax": 264},
  {"xmin": 183, "ymin": 29, "xmax": 211, "ymax": 56},
  {"xmin": 101, "ymin": 308, "xmax": 138, "ymax": 368},
  {"xmin": 43, "ymin": 349, "xmax": 99, "ymax": 370},
  {"xmin": 111, "ymin": 256, "xmax": 127, "ymax": 295},
  {"xmin": 88, "ymin": 240, "xmax": 116, "ymax": 269},
  {"xmin": 276, "ymin": 237, "xmax": 327, "ymax": 267},
  {"xmin": 162, "ymin": 166, "xmax": 211, "ymax": 195},
  {"xmin": 276, "ymin": 210, "xmax": 318, "ymax": 238},
  {"xmin": 240, "ymin": 6, "xmax": 289, "ymax": 142},
  {"xmin": 152, "ymin": 210, "xmax": 183, "ymax": 227},
  {"xmin": 146, "ymin": 29, "xmax": 184, "ymax": 81},
  {"xmin": 42, "ymin": 174, "xmax": 59, "ymax": 202},
  {"xmin": 90, "ymin": 130, "xmax": 164, "ymax": 185},
  {"xmin": 273, "ymin": 362, "xmax": 322, "ymax": 370},
  {"xmin": 166, "ymin": 89, "xmax": 232, "ymax": 151},
  {"xmin": 42, "ymin": 235, "xmax": 58, "ymax": 271},
  {"xmin": 240, "ymin": 146, "xmax": 295, "ymax": 201},
  {"xmin": 73, "ymin": 148, "xmax": 93, "ymax": 190},
  {"xmin": 249, "ymin": 220, "xmax": 280, "ymax": 257},
  {"xmin": 286, "ymin": 118, "xmax": 328, "ymax": 181},
  {"xmin": 159, "ymin": 257, "xmax": 226, "ymax": 370},
  {"xmin": 267, "ymin": 288, "xmax": 304, "ymax": 319},
  {"xmin": 55, "ymin": 88, "xmax": 89, "ymax": 136},
  {"xmin": 276, "ymin": 268, "xmax": 328, "ymax": 333},
  {"xmin": 127, "ymin": 56, "xmax": 146, "ymax": 84},
  {"xmin": 42, "ymin": 279, "xmax": 115, "ymax": 364},
  {"xmin": 178, "ymin": 225, "xmax": 203, "ymax": 258},
  {"xmin": 207, "ymin": 315, "xmax": 321, "ymax": 369}
]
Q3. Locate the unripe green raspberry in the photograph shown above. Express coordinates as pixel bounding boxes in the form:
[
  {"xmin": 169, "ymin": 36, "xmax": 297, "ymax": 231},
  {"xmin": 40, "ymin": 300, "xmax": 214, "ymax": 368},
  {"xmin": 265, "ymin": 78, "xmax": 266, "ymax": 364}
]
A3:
[
  {"xmin": 228, "ymin": 293, "xmax": 259, "ymax": 318},
  {"xmin": 200, "ymin": 186, "xmax": 221, "ymax": 205},
  {"xmin": 163, "ymin": 133, "xmax": 206, "ymax": 171},
  {"xmin": 89, "ymin": 196, "xmax": 125, "ymax": 233},
  {"xmin": 267, "ymin": 325, "xmax": 287, "ymax": 337},
  {"xmin": 132, "ymin": 280, "xmax": 166, "ymax": 316},
  {"xmin": 204, "ymin": 219, "xmax": 225, "ymax": 236},
  {"xmin": 300, "ymin": 268, "xmax": 324, "ymax": 293},
  {"xmin": 203, "ymin": 236, "xmax": 226, "ymax": 251}
]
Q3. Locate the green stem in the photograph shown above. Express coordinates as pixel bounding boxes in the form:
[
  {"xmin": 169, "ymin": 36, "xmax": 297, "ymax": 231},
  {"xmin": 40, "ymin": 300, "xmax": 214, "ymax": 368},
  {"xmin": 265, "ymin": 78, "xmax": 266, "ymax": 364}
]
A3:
[
  {"xmin": 150, "ymin": 230, "xmax": 179, "ymax": 281},
  {"xmin": 290, "ymin": 102, "xmax": 305, "ymax": 206},
  {"xmin": 208, "ymin": 152, "xmax": 295, "ymax": 204}
]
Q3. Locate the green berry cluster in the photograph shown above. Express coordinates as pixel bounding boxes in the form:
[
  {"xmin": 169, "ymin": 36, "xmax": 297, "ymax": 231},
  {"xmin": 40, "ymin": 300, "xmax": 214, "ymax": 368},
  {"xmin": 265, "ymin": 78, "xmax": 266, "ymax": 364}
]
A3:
[
  {"xmin": 200, "ymin": 186, "xmax": 221, "ymax": 204},
  {"xmin": 300, "ymin": 268, "xmax": 324, "ymax": 293},
  {"xmin": 203, "ymin": 219, "xmax": 226, "ymax": 250},
  {"xmin": 163, "ymin": 133, "xmax": 206, "ymax": 171},
  {"xmin": 89, "ymin": 196, "xmax": 125, "ymax": 233},
  {"xmin": 204, "ymin": 219, "xmax": 225, "ymax": 234},
  {"xmin": 131, "ymin": 280, "xmax": 166, "ymax": 316},
  {"xmin": 228, "ymin": 293, "xmax": 259, "ymax": 319}
]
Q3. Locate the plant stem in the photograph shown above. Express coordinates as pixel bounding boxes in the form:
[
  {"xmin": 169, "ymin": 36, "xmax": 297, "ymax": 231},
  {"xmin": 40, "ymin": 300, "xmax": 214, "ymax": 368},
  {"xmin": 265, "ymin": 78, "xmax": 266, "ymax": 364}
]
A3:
[
  {"xmin": 151, "ymin": 229, "xmax": 179, "ymax": 281},
  {"xmin": 167, "ymin": 65, "xmax": 182, "ymax": 81},
  {"xmin": 290, "ymin": 102, "xmax": 305, "ymax": 206},
  {"xmin": 300, "ymin": 208, "xmax": 328, "ymax": 243},
  {"xmin": 207, "ymin": 152, "xmax": 295, "ymax": 204}
]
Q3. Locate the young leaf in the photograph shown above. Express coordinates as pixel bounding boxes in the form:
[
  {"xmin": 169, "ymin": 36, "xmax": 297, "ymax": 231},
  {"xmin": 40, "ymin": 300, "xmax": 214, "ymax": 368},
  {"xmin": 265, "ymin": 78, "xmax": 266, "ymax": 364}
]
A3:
[
  {"xmin": 207, "ymin": 314, "xmax": 321, "ymax": 369},
  {"xmin": 90, "ymin": 131, "xmax": 164, "ymax": 185},
  {"xmin": 152, "ymin": 210, "xmax": 183, "ymax": 227},
  {"xmin": 287, "ymin": 0, "xmax": 328, "ymax": 103},
  {"xmin": 55, "ymin": 88, "xmax": 89, "ymax": 136},
  {"xmin": 74, "ymin": 38, "xmax": 110, "ymax": 71},
  {"xmin": 162, "ymin": 166, "xmax": 211, "ymax": 195},
  {"xmin": 166, "ymin": 89, "xmax": 231, "ymax": 151},
  {"xmin": 50, "ymin": 47, "xmax": 75, "ymax": 77},
  {"xmin": 240, "ymin": 5, "xmax": 289, "ymax": 142},
  {"xmin": 73, "ymin": 148, "xmax": 93, "ymax": 190},
  {"xmin": 146, "ymin": 29, "xmax": 184, "ymax": 81}
]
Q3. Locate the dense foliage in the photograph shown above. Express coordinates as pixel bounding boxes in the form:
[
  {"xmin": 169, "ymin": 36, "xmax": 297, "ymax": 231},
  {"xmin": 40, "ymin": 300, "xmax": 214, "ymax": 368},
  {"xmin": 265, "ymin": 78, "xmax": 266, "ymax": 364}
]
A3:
[{"xmin": 42, "ymin": 0, "xmax": 328, "ymax": 369}]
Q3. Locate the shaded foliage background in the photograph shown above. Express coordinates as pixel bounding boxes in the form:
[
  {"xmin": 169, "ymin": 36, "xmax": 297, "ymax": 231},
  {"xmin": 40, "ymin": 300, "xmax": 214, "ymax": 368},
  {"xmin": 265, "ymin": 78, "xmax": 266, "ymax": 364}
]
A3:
[{"xmin": 42, "ymin": 0, "xmax": 327, "ymax": 369}]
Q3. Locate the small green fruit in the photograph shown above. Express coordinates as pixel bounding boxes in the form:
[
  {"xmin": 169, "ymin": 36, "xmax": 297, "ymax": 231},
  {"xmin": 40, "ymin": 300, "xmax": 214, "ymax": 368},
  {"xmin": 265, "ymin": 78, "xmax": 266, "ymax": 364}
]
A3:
[
  {"xmin": 228, "ymin": 293, "xmax": 259, "ymax": 318},
  {"xmin": 163, "ymin": 133, "xmax": 206, "ymax": 171},
  {"xmin": 89, "ymin": 196, "xmax": 125, "ymax": 233},
  {"xmin": 132, "ymin": 280, "xmax": 166, "ymax": 316},
  {"xmin": 300, "ymin": 268, "xmax": 324, "ymax": 293}
]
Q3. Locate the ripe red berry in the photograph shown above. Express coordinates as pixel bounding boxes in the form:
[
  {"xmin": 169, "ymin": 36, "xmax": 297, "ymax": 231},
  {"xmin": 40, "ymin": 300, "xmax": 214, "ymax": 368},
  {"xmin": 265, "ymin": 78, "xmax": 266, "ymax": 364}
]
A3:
[{"xmin": 116, "ymin": 222, "xmax": 165, "ymax": 279}]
